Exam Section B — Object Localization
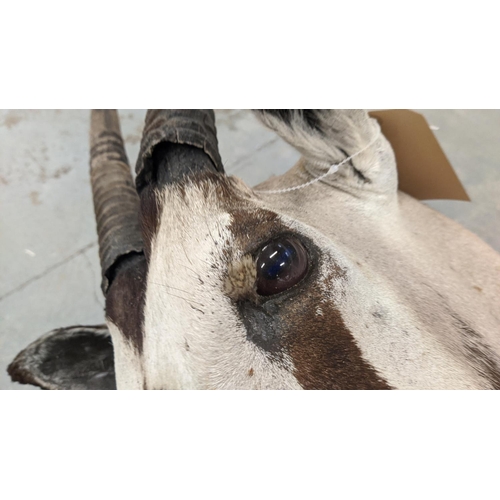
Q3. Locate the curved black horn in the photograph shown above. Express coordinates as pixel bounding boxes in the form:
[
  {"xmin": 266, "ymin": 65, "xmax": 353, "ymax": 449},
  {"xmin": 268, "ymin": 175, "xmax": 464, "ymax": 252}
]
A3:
[
  {"xmin": 90, "ymin": 110, "xmax": 144, "ymax": 294},
  {"xmin": 135, "ymin": 109, "xmax": 224, "ymax": 192}
]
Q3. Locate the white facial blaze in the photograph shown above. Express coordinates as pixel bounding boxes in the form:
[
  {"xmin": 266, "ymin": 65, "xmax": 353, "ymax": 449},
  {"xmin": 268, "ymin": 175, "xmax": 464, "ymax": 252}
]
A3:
[{"xmin": 142, "ymin": 183, "xmax": 301, "ymax": 390}]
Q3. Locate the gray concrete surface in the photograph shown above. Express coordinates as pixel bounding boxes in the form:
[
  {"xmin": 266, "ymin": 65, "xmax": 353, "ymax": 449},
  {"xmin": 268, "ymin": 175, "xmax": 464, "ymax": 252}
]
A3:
[{"xmin": 1, "ymin": 110, "xmax": 499, "ymax": 390}]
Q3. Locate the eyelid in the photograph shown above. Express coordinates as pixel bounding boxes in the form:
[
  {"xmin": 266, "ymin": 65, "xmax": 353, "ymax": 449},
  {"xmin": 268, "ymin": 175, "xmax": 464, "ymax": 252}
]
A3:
[{"xmin": 248, "ymin": 231, "xmax": 305, "ymax": 259}]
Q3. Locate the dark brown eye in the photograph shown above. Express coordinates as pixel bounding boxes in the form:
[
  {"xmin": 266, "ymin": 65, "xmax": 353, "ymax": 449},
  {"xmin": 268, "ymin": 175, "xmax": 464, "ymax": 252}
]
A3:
[{"xmin": 256, "ymin": 237, "xmax": 309, "ymax": 296}]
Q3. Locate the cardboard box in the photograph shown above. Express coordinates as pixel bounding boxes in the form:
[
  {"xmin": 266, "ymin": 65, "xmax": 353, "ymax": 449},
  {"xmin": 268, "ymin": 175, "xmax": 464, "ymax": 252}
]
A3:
[{"xmin": 369, "ymin": 110, "xmax": 470, "ymax": 201}]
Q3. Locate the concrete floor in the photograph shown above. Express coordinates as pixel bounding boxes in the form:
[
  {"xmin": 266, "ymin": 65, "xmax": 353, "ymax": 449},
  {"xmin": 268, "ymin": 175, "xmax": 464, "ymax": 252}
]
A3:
[{"xmin": 1, "ymin": 110, "xmax": 499, "ymax": 390}]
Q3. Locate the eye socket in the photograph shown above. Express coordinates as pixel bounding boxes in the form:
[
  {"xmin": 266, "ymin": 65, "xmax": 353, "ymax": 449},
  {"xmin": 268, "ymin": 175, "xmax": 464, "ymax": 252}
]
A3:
[{"xmin": 255, "ymin": 237, "xmax": 309, "ymax": 296}]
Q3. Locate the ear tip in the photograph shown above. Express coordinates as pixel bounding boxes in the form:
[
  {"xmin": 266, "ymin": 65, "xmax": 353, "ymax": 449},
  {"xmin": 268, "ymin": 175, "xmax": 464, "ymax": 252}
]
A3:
[
  {"xmin": 7, "ymin": 352, "xmax": 47, "ymax": 389},
  {"xmin": 7, "ymin": 357, "xmax": 26, "ymax": 383}
]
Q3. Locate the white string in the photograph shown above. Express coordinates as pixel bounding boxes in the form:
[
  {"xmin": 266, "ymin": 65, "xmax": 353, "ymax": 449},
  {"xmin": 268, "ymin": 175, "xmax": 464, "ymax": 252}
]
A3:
[{"xmin": 254, "ymin": 126, "xmax": 381, "ymax": 195}]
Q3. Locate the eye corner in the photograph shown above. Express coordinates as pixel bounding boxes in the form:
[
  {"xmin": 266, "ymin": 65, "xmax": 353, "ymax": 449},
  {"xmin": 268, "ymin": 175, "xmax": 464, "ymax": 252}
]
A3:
[{"xmin": 224, "ymin": 254, "xmax": 259, "ymax": 303}]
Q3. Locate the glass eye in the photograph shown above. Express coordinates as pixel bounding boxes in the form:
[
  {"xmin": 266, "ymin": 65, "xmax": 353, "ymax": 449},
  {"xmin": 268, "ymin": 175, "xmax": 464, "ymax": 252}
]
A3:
[{"xmin": 255, "ymin": 237, "xmax": 309, "ymax": 296}]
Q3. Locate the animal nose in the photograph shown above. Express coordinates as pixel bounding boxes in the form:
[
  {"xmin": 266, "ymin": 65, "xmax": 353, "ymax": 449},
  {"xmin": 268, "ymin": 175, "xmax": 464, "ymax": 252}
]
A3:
[{"xmin": 135, "ymin": 110, "xmax": 225, "ymax": 193}]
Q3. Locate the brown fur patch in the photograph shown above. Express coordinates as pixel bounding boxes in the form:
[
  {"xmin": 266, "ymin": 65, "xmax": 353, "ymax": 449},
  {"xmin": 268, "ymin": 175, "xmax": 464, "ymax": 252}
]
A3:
[
  {"xmin": 452, "ymin": 314, "xmax": 500, "ymax": 389},
  {"xmin": 139, "ymin": 184, "xmax": 163, "ymax": 260},
  {"xmin": 229, "ymin": 208, "xmax": 281, "ymax": 253},
  {"xmin": 106, "ymin": 254, "xmax": 148, "ymax": 353},
  {"xmin": 284, "ymin": 295, "xmax": 392, "ymax": 390}
]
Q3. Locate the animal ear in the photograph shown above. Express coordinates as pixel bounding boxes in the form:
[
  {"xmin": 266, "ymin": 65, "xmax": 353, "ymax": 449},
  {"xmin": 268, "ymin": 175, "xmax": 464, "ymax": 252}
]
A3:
[
  {"xmin": 7, "ymin": 325, "xmax": 116, "ymax": 390},
  {"xmin": 253, "ymin": 110, "xmax": 397, "ymax": 193}
]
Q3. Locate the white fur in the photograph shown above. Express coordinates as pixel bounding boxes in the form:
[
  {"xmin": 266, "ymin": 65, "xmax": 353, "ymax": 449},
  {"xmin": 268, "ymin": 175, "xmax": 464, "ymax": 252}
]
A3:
[{"xmin": 107, "ymin": 321, "xmax": 145, "ymax": 390}]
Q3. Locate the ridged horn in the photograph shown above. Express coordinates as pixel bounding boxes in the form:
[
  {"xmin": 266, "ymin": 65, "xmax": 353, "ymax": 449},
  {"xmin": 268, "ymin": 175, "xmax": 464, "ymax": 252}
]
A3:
[
  {"xmin": 90, "ymin": 110, "xmax": 144, "ymax": 294},
  {"xmin": 135, "ymin": 109, "xmax": 224, "ymax": 192}
]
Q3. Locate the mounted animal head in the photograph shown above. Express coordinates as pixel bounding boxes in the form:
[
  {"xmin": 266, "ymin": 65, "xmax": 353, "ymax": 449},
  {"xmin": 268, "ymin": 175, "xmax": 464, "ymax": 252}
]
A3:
[{"xmin": 9, "ymin": 110, "xmax": 500, "ymax": 389}]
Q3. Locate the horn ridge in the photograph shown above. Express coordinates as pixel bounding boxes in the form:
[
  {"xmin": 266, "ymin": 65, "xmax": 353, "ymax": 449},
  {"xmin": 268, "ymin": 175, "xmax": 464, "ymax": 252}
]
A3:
[
  {"xmin": 135, "ymin": 109, "xmax": 223, "ymax": 192},
  {"xmin": 90, "ymin": 110, "xmax": 144, "ymax": 294}
]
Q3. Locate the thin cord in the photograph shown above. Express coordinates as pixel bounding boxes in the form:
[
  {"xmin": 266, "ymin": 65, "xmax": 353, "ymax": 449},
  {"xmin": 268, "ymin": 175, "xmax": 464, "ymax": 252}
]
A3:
[{"xmin": 254, "ymin": 125, "xmax": 381, "ymax": 195}]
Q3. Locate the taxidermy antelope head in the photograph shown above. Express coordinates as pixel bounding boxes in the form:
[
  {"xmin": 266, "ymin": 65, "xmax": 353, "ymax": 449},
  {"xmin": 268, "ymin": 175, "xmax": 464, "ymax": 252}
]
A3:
[{"xmin": 8, "ymin": 110, "xmax": 500, "ymax": 389}]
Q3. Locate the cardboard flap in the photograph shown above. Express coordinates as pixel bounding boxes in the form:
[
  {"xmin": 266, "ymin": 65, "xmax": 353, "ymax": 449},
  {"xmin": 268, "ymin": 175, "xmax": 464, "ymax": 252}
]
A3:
[{"xmin": 368, "ymin": 110, "xmax": 470, "ymax": 201}]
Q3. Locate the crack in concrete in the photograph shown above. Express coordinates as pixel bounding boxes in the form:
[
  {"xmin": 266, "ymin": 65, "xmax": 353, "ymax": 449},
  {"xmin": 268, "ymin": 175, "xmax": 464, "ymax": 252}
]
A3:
[{"xmin": 0, "ymin": 242, "xmax": 98, "ymax": 302}]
